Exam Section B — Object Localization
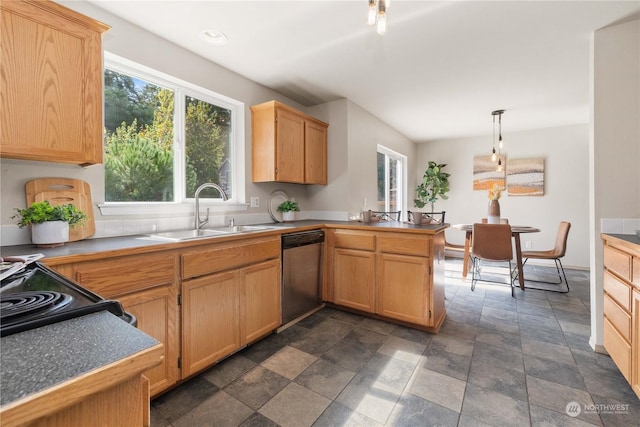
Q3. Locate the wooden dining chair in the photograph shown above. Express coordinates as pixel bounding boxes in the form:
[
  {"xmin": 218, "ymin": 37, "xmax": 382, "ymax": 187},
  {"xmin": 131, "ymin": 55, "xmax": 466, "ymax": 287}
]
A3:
[
  {"xmin": 470, "ymin": 223, "xmax": 516, "ymax": 297},
  {"xmin": 370, "ymin": 211, "xmax": 401, "ymax": 222},
  {"xmin": 519, "ymin": 221, "xmax": 571, "ymax": 293}
]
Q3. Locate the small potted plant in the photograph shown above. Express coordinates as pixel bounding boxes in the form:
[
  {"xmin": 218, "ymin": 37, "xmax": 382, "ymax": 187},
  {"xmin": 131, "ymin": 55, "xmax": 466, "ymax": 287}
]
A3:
[
  {"xmin": 277, "ymin": 200, "xmax": 300, "ymax": 222},
  {"xmin": 414, "ymin": 161, "xmax": 450, "ymax": 224},
  {"xmin": 12, "ymin": 201, "xmax": 87, "ymax": 247}
]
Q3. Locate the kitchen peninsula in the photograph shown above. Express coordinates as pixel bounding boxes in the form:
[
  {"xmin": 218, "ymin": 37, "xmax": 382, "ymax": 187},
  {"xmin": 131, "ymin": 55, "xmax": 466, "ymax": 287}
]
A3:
[{"xmin": 1, "ymin": 220, "xmax": 447, "ymax": 399}]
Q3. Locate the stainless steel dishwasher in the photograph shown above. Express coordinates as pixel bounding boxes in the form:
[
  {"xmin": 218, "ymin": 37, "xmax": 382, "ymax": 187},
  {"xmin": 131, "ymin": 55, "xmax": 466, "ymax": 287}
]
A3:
[{"xmin": 281, "ymin": 230, "xmax": 324, "ymax": 326}]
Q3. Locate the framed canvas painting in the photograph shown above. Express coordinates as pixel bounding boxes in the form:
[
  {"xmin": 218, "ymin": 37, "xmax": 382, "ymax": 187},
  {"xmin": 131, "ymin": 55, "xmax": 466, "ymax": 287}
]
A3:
[
  {"xmin": 507, "ymin": 157, "xmax": 544, "ymax": 196},
  {"xmin": 473, "ymin": 155, "xmax": 506, "ymax": 190}
]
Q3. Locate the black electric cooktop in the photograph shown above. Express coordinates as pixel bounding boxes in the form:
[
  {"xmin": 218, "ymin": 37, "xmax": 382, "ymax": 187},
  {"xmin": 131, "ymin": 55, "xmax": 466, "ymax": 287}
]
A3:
[{"xmin": 0, "ymin": 262, "xmax": 135, "ymax": 337}]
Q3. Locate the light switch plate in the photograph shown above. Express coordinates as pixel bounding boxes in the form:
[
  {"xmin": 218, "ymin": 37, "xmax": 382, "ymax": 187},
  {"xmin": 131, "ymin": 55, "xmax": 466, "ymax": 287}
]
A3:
[{"xmin": 250, "ymin": 196, "xmax": 259, "ymax": 208}]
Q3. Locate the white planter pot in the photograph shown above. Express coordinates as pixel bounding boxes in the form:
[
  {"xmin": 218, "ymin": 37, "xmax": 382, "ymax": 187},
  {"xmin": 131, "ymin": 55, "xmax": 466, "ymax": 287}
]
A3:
[
  {"xmin": 282, "ymin": 211, "xmax": 296, "ymax": 222},
  {"xmin": 31, "ymin": 221, "xmax": 69, "ymax": 247}
]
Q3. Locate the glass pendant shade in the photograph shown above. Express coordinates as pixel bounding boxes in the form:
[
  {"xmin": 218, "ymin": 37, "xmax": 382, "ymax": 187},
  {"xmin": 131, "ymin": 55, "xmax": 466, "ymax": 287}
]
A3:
[
  {"xmin": 377, "ymin": 12, "xmax": 387, "ymax": 34},
  {"xmin": 490, "ymin": 110, "xmax": 505, "ymax": 171},
  {"xmin": 367, "ymin": 0, "xmax": 388, "ymax": 35},
  {"xmin": 367, "ymin": 0, "xmax": 376, "ymax": 25}
]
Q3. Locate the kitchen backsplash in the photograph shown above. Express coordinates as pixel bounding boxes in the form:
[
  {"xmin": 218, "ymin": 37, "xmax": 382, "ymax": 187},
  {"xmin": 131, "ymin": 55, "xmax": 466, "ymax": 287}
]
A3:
[
  {"xmin": 0, "ymin": 211, "xmax": 347, "ymax": 247},
  {"xmin": 601, "ymin": 217, "xmax": 640, "ymax": 235}
]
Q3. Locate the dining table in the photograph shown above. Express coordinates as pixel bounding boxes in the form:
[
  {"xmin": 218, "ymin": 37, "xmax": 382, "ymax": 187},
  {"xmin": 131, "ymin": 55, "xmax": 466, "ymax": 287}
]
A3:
[{"xmin": 452, "ymin": 223, "xmax": 541, "ymax": 290}]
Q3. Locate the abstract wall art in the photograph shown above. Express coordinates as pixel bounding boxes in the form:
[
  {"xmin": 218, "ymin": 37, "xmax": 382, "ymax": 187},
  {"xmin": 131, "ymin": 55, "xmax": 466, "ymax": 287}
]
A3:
[
  {"xmin": 473, "ymin": 155, "xmax": 506, "ymax": 190},
  {"xmin": 507, "ymin": 157, "xmax": 544, "ymax": 196}
]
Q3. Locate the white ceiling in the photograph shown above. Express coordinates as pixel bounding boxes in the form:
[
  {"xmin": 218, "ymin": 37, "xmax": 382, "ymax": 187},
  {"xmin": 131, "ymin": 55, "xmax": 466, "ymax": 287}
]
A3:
[{"xmin": 86, "ymin": 1, "xmax": 639, "ymax": 142}]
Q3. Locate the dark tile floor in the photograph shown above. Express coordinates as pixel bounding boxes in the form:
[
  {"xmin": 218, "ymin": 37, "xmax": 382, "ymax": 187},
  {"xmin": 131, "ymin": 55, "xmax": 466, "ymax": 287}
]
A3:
[{"xmin": 151, "ymin": 259, "xmax": 640, "ymax": 426}]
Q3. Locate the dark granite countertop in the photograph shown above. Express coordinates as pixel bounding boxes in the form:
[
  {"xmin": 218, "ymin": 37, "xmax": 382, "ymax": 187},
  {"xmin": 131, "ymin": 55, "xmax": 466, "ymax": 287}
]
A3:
[
  {"xmin": 0, "ymin": 311, "xmax": 159, "ymax": 406},
  {"xmin": 0, "ymin": 219, "xmax": 447, "ymax": 262}
]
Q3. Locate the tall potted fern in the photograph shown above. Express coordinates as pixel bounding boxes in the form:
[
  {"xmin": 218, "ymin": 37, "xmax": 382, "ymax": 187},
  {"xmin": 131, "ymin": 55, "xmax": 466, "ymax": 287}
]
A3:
[{"xmin": 414, "ymin": 161, "xmax": 450, "ymax": 223}]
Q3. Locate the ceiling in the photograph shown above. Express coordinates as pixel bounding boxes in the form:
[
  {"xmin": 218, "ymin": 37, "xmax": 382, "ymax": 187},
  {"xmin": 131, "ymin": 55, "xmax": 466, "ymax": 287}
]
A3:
[{"xmin": 85, "ymin": 1, "xmax": 639, "ymax": 142}]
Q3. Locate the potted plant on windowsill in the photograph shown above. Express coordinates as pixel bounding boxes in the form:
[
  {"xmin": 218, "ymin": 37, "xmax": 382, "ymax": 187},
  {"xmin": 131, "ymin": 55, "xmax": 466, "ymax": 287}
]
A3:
[
  {"xmin": 277, "ymin": 200, "xmax": 300, "ymax": 222},
  {"xmin": 12, "ymin": 201, "xmax": 88, "ymax": 247},
  {"xmin": 414, "ymin": 161, "xmax": 450, "ymax": 224}
]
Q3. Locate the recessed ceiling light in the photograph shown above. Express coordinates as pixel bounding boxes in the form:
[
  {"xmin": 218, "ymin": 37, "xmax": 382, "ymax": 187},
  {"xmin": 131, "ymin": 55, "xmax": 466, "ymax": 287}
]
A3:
[{"xmin": 200, "ymin": 29, "xmax": 228, "ymax": 46}]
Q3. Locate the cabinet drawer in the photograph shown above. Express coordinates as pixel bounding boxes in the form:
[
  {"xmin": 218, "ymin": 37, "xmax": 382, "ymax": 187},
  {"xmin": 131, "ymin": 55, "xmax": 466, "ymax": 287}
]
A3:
[
  {"xmin": 75, "ymin": 253, "xmax": 176, "ymax": 298},
  {"xmin": 378, "ymin": 234, "xmax": 431, "ymax": 257},
  {"xmin": 604, "ymin": 317, "xmax": 631, "ymax": 382},
  {"xmin": 604, "ymin": 293, "xmax": 631, "ymax": 341},
  {"xmin": 604, "ymin": 270, "xmax": 631, "ymax": 311},
  {"xmin": 182, "ymin": 236, "xmax": 280, "ymax": 279},
  {"xmin": 633, "ymin": 256, "xmax": 640, "ymax": 288},
  {"xmin": 604, "ymin": 245, "xmax": 631, "ymax": 281},
  {"xmin": 333, "ymin": 230, "xmax": 375, "ymax": 251}
]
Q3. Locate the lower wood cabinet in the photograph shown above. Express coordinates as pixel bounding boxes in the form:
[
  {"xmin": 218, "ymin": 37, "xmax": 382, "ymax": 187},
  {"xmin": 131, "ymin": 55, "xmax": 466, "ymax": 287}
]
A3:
[
  {"xmin": 116, "ymin": 286, "xmax": 180, "ymax": 397},
  {"xmin": 632, "ymin": 288, "xmax": 640, "ymax": 397},
  {"xmin": 181, "ymin": 237, "xmax": 281, "ymax": 378},
  {"xmin": 48, "ymin": 252, "xmax": 181, "ymax": 397},
  {"xmin": 333, "ymin": 248, "xmax": 376, "ymax": 313},
  {"xmin": 242, "ymin": 259, "xmax": 281, "ymax": 344},
  {"xmin": 602, "ymin": 235, "xmax": 640, "ymax": 399},
  {"xmin": 182, "ymin": 270, "xmax": 241, "ymax": 377},
  {"xmin": 48, "ymin": 235, "xmax": 282, "ymax": 396},
  {"xmin": 377, "ymin": 253, "xmax": 431, "ymax": 325},
  {"xmin": 327, "ymin": 228, "xmax": 446, "ymax": 332}
]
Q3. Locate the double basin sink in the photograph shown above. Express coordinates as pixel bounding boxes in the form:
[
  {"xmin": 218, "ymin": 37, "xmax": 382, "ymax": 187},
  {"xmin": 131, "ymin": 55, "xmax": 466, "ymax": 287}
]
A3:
[{"xmin": 148, "ymin": 225, "xmax": 271, "ymax": 241}]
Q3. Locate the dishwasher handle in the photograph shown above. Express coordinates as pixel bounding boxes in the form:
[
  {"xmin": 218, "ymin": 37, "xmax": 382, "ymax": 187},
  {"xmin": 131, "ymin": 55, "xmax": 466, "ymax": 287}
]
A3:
[{"xmin": 282, "ymin": 230, "xmax": 324, "ymax": 249}]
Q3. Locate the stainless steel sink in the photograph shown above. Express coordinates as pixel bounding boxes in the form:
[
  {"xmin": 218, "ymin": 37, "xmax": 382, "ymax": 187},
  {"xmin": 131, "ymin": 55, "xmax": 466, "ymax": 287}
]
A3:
[
  {"xmin": 147, "ymin": 229, "xmax": 229, "ymax": 241},
  {"xmin": 146, "ymin": 225, "xmax": 271, "ymax": 241},
  {"xmin": 207, "ymin": 225, "xmax": 270, "ymax": 233}
]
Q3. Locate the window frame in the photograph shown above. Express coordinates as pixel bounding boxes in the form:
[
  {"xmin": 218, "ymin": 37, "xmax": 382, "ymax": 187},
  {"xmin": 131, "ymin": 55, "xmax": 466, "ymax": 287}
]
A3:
[
  {"xmin": 99, "ymin": 52, "xmax": 246, "ymax": 216},
  {"xmin": 377, "ymin": 144, "xmax": 408, "ymax": 221}
]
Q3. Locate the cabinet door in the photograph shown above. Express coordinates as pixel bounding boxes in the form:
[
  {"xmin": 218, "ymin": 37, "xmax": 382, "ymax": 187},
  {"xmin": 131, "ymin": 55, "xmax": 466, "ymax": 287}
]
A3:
[
  {"xmin": 0, "ymin": 1, "xmax": 108, "ymax": 165},
  {"xmin": 633, "ymin": 289, "xmax": 640, "ymax": 398},
  {"xmin": 182, "ymin": 271, "xmax": 240, "ymax": 377},
  {"xmin": 275, "ymin": 108, "xmax": 305, "ymax": 183},
  {"xmin": 305, "ymin": 120, "xmax": 327, "ymax": 185},
  {"xmin": 117, "ymin": 286, "xmax": 180, "ymax": 397},
  {"xmin": 241, "ymin": 259, "xmax": 281, "ymax": 345},
  {"xmin": 333, "ymin": 248, "xmax": 376, "ymax": 313},
  {"xmin": 377, "ymin": 253, "xmax": 431, "ymax": 325}
]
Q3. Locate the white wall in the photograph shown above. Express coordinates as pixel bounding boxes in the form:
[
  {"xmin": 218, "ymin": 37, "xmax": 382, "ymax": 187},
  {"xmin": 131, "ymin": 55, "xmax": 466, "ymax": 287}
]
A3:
[
  {"xmin": 417, "ymin": 124, "xmax": 590, "ymax": 269},
  {"xmin": 590, "ymin": 18, "xmax": 640, "ymax": 350},
  {"xmin": 306, "ymin": 99, "xmax": 417, "ymax": 218},
  {"xmin": 306, "ymin": 99, "xmax": 350, "ymax": 214},
  {"xmin": 346, "ymin": 101, "xmax": 417, "ymax": 216}
]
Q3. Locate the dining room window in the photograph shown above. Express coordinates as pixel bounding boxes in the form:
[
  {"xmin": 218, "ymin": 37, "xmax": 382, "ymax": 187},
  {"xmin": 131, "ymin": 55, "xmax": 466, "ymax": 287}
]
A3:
[{"xmin": 377, "ymin": 145, "xmax": 407, "ymax": 217}]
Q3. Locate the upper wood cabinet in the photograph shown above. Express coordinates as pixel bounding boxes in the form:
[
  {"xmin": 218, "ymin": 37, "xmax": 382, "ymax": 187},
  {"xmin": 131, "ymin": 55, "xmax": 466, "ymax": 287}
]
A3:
[
  {"xmin": 251, "ymin": 100, "xmax": 328, "ymax": 185},
  {"xmin": 0, "ymin": 0, "xmax": 109, "ymax": 166}
]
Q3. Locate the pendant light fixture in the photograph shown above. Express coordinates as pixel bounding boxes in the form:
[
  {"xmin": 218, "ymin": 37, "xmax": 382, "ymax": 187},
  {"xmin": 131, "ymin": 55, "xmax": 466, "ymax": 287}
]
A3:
[
  {"xmin": 367, "ymin": 0, "xmax": 389, "ymax": 35},
  {"xmin": 491, "ymin": 109, "xmax": 505, "ymax": 171}
]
